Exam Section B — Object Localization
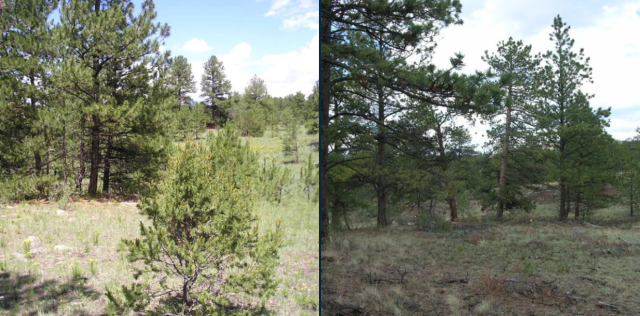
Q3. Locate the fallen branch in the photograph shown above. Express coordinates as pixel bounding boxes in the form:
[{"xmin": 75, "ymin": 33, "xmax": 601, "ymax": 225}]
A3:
[
  {"xmin": 577, "ymin": 276, "xmax": 607, "ymax": 286},
  {"xmin": 439, "ymin": 277, "xmax": 469, "ymax": 284},
  {"xmin": 596, "ymin": 301, "xmax": 620, "ymax": 311}
]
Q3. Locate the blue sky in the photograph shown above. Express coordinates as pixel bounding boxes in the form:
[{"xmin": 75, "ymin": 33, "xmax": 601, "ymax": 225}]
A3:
[
  {"xmin": 428, "ymin": 0, "xmax": 640, "ymax": 144},
  {"xmin": 153, "ymin": 0, "xmax": 318, "ymax": 98}
]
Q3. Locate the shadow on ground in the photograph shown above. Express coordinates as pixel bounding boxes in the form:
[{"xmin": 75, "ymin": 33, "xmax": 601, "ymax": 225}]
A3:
[{"xmin": 0, "ymin": 271, "xmax": 100, "ymax": 315}]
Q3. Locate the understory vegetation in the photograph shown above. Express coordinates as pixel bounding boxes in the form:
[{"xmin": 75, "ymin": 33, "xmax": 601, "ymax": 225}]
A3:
[{"xmin": 0, "ymin": 128, "xmax": 319, "ymax": 316}]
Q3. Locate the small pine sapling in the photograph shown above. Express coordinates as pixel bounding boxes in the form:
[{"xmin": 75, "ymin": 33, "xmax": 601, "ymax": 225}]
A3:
[{"xmin": 107, "ymin": 128, "xmax": 283, "ymax": 316}]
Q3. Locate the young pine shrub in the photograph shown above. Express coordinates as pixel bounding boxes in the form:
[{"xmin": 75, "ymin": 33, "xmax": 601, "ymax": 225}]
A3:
[
  {"xmin": 280, "ymin": 109, "xmax": 300, "ymax": 164},
  {"xmin": 107, "ymin": 128, "xmax": 283, "ymax": 316},
  {"xmin": 258, "ymin": 159, "xmax": 293, "ymax": 204},
  {"xmin": 299, "ymin": 153, "xmax": 318, "ymax": 202}
]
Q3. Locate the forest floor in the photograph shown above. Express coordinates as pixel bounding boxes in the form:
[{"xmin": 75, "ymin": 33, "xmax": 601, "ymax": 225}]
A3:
[
  {"xmin": 0, "ymin": 128, "xmax": 319, "ymax": 316},
  {"xmin": 321, "ymin": 205, "xmax": 640, "ymax": 316}
]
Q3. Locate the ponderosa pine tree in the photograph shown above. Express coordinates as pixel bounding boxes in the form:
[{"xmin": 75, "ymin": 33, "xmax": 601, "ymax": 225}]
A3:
[
  {"xmin": 320, "ymin": 0, "xmax": 490, "ymax": 236},
  {"xmin": 482, "ymin": 37, "xmax": 542, "ymax": 218},
  {"xmin": 536, "ymin": 15, "xmax": 609, "ymax": 220},
  {"xmin": 54, "ymin": 0, "xmax": 169, "ymax": 196},
  {"xmin": 244, "ymin": 74, "xmax": 268, "ymax": 103},
  {"xmin": 168, "ymin": 55, "xmax": 196, "ymax": 107},
  {"xmin": 107, "ymin": 128, "xmax": 283, "ymax": 315},
  {"xmin": 0, "ymin": 0, "xmax": 58, "ymax": 197},
  {"xmin": 200, "ymin": 55, "xmax": 231, "ymax": 126},
  {"xmin": 619, "ymin": 131, "xmax": 640, "ymax": 217}
]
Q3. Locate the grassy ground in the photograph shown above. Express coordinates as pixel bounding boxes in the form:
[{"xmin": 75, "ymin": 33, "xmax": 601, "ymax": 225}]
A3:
[
  {"xmin": 322, "ymin": 203, "xmax": 640, "ymax": 316},
  {"xmin": 0, "ymin": 127, "xmax": 319, "ymax": 315}
]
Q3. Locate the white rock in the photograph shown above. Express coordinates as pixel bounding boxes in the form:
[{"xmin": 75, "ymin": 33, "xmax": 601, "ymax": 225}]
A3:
[
  {"xmin": 13, "ymin": 252, "xmax": 27, "ymax": 262},
  {"xmin": 54, "ymin": 245, "xmax": 73, "ymax": 252},
  {"xmin": 25, "ymin": 236, "xmax": 42, "ymax": 248},
  {"xmin": 56, "ymin": 209, "xmax": 67, "ymax": 216}
]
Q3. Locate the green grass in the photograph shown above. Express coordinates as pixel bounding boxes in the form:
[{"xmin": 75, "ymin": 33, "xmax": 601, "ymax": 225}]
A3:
[
  {"xmin": 323, "ymin": 204, "xmax": 640, "ymax": 315},
  {"xmin": 0, "ymin": 126, "xmax": 318, "ymax": 315}
]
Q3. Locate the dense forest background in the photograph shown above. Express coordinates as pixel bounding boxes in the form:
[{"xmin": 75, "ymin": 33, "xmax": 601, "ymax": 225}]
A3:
[
  {"xmin": 320, "ymin": 0, "xmax": 640, "ymax": 237},
  {"xmin": 0, "ymin": 0, "xmax": 319, "ymax": 201}
]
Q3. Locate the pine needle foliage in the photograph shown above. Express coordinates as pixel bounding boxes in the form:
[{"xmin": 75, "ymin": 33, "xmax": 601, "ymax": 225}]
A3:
[{"xmin": 107, "ymin": 128, "xmax": 283, "ymax": 316}]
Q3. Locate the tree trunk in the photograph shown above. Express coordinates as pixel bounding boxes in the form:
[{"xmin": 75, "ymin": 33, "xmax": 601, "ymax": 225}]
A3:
[
  {"xmin": 574, "ymin": 192, "xmax": 580, "ymax": 219},
  {"xmin": 630, "ymin": 180, "xmax": 634, "ymax": 217},
  {"xmin": 498, "ymin": 103, "xmax": 512, "ymax": 219},
  {"xmin": 76, "ymin": 119, "xmax": 86, "ymax": 191},
  {"xmin": 559, "ymin": 183, "xmax": 567, "ymax": 220},
  {"xmin": 566, "ymin": 188, "xmax": 571, "ymax": 218},
  {"xmin": 30, "ymin": 72, "xmax": 44, "ymax": 196},
  {"xmin": 448, "ymin": 199, "xmax": 458, "ymax": 221},
  {"xmin": 436, "ymin": 121, "xmax": 457, "ymax": 221},
  {"xmin": 319, "ymin": 1, "xmax": 331, "ymax": 241},
  {"xmin": 88, "ymin": 115, "xmax": 100, "ymax": 196},
  {"xmin": 182, "ymin": 278, "xmax": 190, "ymax": 306},
  {"xmin": 102, "ymin": 133, "xmax": 112, "ymax": 194},
  {"xmin": 376, "ymin": 87, "xmax": 388, "ymax": 228},
  {"xmin": 88, "ymin": 0, "xmax": 101, "ymax": 196},
  {"xmin": 62, "ymin": 118, "xmax": 68, "ymax": 186}
]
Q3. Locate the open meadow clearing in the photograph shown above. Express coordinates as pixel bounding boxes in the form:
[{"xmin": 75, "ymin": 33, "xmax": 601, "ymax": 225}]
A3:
[
  {"xmin": 0, "ymin": 129, "xmax": 319, "ymax": 316},
  {"xmin": 321, "ymin": 203, "xmax": 640, "ymax": 316}
]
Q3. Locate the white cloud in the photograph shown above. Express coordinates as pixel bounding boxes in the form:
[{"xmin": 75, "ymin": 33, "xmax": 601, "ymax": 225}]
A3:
[
  {"xmin": 261, "ymin": 0, "xmax": 318, "ymax": 30},
  {"xmin": 258, "ymin": 33, "xmax": 319, "ymax": 96},
  {"xmin": 282, "ymin": 11, "xmax": 319, "ymax": 30},
  {"xmin": 220, "ymin": 42, "xmax": 256, "ymax": 95},
  {"xmin": 181, "ymin": 38, "xmax": 211, "ymax": 53},
  {"xmin": 194, "ymin": 35, "xmax": 317, "ymax": 98}
]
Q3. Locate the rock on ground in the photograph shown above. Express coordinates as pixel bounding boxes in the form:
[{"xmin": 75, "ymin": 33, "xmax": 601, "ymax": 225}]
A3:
[{"xmin": 54, "ymin": 245, "xmax": 73, "ymax": 252}]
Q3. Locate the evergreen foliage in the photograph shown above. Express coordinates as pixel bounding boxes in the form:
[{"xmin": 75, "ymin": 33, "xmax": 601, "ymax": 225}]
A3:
[
  {"xmin": 107, "ymin": 128, "xmax": 283, "ymax": 316},
  {"xmin": 257, "ymin": 159, "xmax": 293, "ymax": 204}
]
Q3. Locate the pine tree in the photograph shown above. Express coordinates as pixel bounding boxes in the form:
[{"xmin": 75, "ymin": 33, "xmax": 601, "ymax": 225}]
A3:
[
  {"xmin": 305, "ymin": 82, "xmax": 319, "ymax": 134},
  {"xmin": 536, "ymin": 15, "xmax": 610, "ymax": 220},
  {"xmin": 168, "ymin": 55, "xmax": 196, "ymax": 107},
  {"xmin": 108, "ymin": 128, "xmax": 283, "ymax": 315},
  {"xmin": 54, "ymin": 0, "xmax": 169, "ymax": 196},
  {"xmin": 257, "ymin": 159, "xmax": 293, "ymax": 204},
  {"xmin": 300, "ymin": 153, "xmax": 319, "ymax": 201},
  {"xmin": 200, "ymin": 55, "xmax": 231, "ymax": 126},
  {"xmin": 482, "ymin": 37, "xmax": 542, "ymax": 218},
  {"xmin": 280, "ymin": 109, "xmax": 300, "ymax": 163},
  {"xmin": 321, "ymin": 0, "xmax": 466, "ymax": 235},
  {"xmin": 244, "ymin": 74, "xmax": 267, "ymax": 102},
  {"xmin": 0, "ymin": 0, "xmax": 58, "ymax": 198}
]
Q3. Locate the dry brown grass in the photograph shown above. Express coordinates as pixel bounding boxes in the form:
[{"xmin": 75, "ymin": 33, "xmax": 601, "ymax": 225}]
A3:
[{"xmin": 322, "ymin": 208, "xmax": 640, "ymax": 316}]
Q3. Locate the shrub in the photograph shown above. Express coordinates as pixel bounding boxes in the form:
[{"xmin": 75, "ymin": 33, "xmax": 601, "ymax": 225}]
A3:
[
  {"xmin": 258, "ymin": 159, "xmax": 293, "ymax": 204},
  {"xmin": 107, "ymin": 128, "xmax": 283, "ymax": 316}
]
